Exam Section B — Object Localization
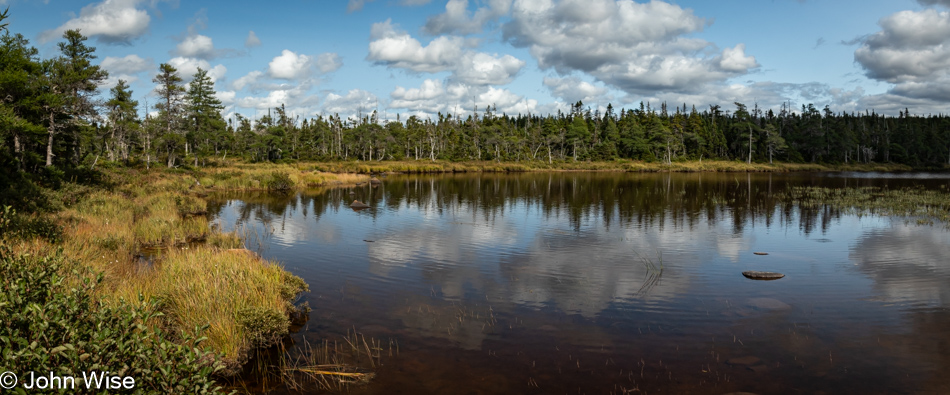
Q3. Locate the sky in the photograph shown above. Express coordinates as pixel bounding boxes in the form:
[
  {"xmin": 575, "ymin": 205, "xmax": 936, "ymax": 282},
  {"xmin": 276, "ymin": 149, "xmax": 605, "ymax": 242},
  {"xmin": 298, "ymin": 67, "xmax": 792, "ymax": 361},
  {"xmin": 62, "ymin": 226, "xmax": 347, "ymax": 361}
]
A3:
[{"xmin": 4, "ymin": 0, "xmax": 950, "ymax": 122}]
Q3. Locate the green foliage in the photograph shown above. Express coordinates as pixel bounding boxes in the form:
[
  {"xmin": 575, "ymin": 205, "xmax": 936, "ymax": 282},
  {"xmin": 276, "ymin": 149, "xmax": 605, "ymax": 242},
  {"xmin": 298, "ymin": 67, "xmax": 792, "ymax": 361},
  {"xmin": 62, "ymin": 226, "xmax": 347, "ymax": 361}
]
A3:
[
  {"xmin": 265, "ymin": 171, "xmax": 293, "ymax": 191},
  {"xmin": 0, "ymin": 206, "xmax": 62, "ymax": 242},
  {"xmin": 0, "ymin": 244, "xmax": 228, "ymax": 394},
  {"xmin": 235, "ymin": 306, "xmax": 289, "ymax": 348}
]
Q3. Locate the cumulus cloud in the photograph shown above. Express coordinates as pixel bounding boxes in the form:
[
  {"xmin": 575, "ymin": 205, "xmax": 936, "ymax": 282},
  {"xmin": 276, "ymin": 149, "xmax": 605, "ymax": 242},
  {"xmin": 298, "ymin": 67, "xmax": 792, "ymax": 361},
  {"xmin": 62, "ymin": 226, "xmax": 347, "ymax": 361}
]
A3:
[
  {"xmin": 100, "ymin": 54, "xmax": 153, "ymax": 88},
  {"xmin": 236, "ymin": 84, "xmax": 320, "ymax": 112},
  {"xmin": 315, "ymin": 53, "xmax": 343, "ymax": 73},
  {"xmin": 451, "ymin": 52, "xmax": 524, "ymax": 85},
  {"xmin": 101, "ymin": 54, "xmax": 153, "ymax": 75},
  {"xmin": 347, "ymin": 0, "xmax": 374, "ymax": 12},
  {"xmin": 323, "ymin": 89, "xmax": 379, "ymax": 118},
  {"xmin": 368, "ymin": 19, "xmax": 525, "ymax": 85},
  {"xmin": 368, "ymin": 20, "xmax": 465, "ymax": 73},
  {"xmin": 175, "ymin": 34, "xmax": 215, "ymax": 59},
  {"xmin": 502, "ymin": 0, "xmax": 758, "ymax": 95},
  {"xmin": 543, "ymin": 76, "xmax": 608, "ymax": 104},
  {"xmin": 268, "ymin": 50, "xmax": 314, "ymax": 80},
  {"xmin": 39, "ymin": 0, "xmax": 151, "ymax": 44},
  {"xmin": 423, "ymin": 0, "xmax": 512, "ymax": 35},
  {"xmin": 245, "ymin": 30, "xmax": 261, "ymax": 48},
  {"xmin": 917, "ymin": 0, "xmax": 950, "ymax": 7},
  {"xmin": 389, "ymin": 79, "xmax": 536, "ymax": 117},
  {"xmin": 232, "ymin": 70, "xmax": 264, "ymax": 91},
  {"xmin": 855, "ymin": 10, "xmax": 950, "ymax": 83},
  {"xmin": 167, "ymin": 56, "xmax": 227, "ymax": 82},
  {"xmin": 854, "ymin": 9, "xmax": 950, "ymax": 108}
]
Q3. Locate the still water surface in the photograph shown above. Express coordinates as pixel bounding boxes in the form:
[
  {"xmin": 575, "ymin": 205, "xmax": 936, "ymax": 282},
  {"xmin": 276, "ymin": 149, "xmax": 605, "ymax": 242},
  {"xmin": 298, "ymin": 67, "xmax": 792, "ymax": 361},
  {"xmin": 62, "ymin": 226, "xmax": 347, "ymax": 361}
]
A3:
[{"xmin": 210, "ymin": 172, "xmax": 950, "ymax": 394}]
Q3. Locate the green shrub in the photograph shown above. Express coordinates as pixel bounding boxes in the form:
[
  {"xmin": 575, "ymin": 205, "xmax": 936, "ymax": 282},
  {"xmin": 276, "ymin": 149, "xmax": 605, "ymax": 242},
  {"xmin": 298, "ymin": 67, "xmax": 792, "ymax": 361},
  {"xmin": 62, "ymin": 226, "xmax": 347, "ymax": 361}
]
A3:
[
  {"xmin": 236, "ymin": 307, "xmax": 289, "ymax": 348},
  {"xmin": 0, "ymin": 206, "xmax": 62, "ymax": 243},
  {"xmin": 265, "ymin": 172, "xmax": 293, "ymax": 191},
  {"xmin": 0, "ymin": 244, "xmax": 227, "ymax": 394}
]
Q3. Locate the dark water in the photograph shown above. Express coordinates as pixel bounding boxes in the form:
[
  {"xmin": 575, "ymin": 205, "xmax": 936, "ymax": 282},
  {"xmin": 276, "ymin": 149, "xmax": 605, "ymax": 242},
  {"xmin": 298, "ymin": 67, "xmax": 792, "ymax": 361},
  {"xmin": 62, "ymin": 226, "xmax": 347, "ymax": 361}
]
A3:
[{"xmin": 209, "ymin": 172, "xmax": 950, "ymax": 395}]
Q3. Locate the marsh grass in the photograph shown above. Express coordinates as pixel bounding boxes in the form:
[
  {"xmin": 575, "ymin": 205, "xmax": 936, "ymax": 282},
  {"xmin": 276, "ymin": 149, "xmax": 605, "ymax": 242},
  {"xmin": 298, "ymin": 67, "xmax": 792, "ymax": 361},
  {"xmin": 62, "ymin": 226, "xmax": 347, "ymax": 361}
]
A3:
[
  {"xmin": 2, "ymin": 165, "xmax": 326, "ymax": 377},
  {"xmin": 783, "ymin": 185, "xmax": 950, "ymax": 225},
  {"xmin": 243, "ymin": 330, "xmax": 396, "ymax": 393},
  {"xmin": 635, "ymin": 249, "xmax": 664, "ymax": 295}
]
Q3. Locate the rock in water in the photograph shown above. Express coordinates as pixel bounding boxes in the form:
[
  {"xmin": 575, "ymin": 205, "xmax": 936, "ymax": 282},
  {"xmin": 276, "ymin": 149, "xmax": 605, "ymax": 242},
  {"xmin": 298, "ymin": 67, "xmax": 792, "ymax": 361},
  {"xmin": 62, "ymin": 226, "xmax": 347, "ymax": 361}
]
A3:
[
  {"xmin": 753, "ymin": 252, "xmax": 769, "ymax": 255},
  {"xmin": 370, "ymin": 177, "xmax": 381, "ymax": 185},
  {"xmin": 742, "ymin": 271, "xmax": 784, "ymax": 280},
  {"xmin": 350, "ymin": 200, "xmax": 371, "ymax": 209}
]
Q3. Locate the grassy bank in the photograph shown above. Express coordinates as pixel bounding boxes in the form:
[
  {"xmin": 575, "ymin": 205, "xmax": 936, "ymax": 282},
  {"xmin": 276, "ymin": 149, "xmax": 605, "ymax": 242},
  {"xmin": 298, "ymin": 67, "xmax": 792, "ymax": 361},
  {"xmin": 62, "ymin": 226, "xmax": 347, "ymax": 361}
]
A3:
[
  {"xmin": 307, "ymin": 159, "xmax": 915, "ymax": 174},
  {"xmin": 1, "ymin": 164, "xmax": 372, "ymax": 383}
]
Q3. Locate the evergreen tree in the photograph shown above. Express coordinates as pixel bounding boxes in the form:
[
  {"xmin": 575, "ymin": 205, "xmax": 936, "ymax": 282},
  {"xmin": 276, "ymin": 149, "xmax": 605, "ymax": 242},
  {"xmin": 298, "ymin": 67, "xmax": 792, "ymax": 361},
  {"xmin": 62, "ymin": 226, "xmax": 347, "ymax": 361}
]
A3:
[
  {"xmin": 185, "ymin": 67, "xmax": 225, "ymax": 166},
  {"xmin": 153, "ymin": 63, "xmax": 186, "ymax": 167},
  {"xmin": 104, "ymin": 79, "xmax": 139, "ymax": 163}
]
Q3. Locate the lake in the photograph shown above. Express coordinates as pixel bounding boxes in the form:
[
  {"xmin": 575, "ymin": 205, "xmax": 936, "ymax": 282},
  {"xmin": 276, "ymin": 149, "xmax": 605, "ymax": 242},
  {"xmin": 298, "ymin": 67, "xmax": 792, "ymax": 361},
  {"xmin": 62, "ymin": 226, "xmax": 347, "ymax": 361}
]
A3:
[{"xmin": 210, "ymin": 172, "xmax": 950, "ymax": 394}]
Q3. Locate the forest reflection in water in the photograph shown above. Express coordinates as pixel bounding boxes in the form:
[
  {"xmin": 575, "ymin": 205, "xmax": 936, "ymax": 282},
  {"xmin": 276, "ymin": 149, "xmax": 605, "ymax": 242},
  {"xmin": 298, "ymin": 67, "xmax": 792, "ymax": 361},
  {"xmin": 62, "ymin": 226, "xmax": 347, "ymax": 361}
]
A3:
[{"xmin": 210, "ymin": 172, "xmax": 950, "ymax": 394}]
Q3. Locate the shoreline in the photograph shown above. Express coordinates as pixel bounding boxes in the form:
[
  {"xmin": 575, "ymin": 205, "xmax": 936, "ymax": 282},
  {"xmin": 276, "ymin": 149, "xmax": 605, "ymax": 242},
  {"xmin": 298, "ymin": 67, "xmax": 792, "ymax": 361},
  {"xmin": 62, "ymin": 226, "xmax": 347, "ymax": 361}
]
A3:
[{"xmin": 304, "ymin": 159, "xmax": 921, "ymax": 174}]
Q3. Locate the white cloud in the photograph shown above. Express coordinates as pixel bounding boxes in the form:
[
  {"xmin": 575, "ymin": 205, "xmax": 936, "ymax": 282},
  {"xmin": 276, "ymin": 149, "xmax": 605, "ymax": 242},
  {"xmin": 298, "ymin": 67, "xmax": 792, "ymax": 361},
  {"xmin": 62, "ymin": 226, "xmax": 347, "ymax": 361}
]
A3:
[
  {"xmin": 854, "ymin": 9, "xmax": 950, "ymax": 109},
  {"xmin": 175, "ymin": 34, "xmax": 215, "ymax": 59},
  {"xmin": 323, "ymin": 89, "xmax": 379, "ymax": 119},
  {"xmin": 217, "ymin": 90, "xmax": 236, "ymax": 105},
  {"xmin": 451, "ymin": 52, "xmax": 524, "ymax": 85},
  {"xmin": 543, "ymin": 76, "xmax": 608, "ymax": 104},
  {"xmin": 855, "ymin": 9, "xmax": 950, "ymax": 84},
  {"xmin": 265, "ymin": 50, "xmax": 341, "ymax": 80},
  {"xmin": 390, "ymin": 79, "xmax": 449, "ymax": 112},
  {"xmin": 347, "ymin": 0, "xmax": 374, "ymax": 12},
  {"xmin": 236, "ymin": 84, "xmax": 320, "ymax": 112},
  {"xmin": 718, "ymin": 44, "xmax": 758, "ymax": 72},
  {"xmin": 268, "ymin": 50, "xmax": 313, "ymax": 80},
  {"xmin": 167, "ymin": 56, "xmax": 227, "ymax": 82},
  {"xmin": 100, "ymin": 54, "xmax": 153, "ymax": 75},
  {"xmin": 389, "ymin": 79, "xmax": 536, "ymax": 117},
  {"xmin": 368, "ymin": 20, "xmax": 464, "ymax": 73},
  {"xmin": 39, "ymin": 0, "xmax": 150, "ymax": 44},
  {"xmin": 423, "ymin": 0, "xmax": 512, "ymax": 35},
  {"xmin": 315, "ymin": 53, "xmax": 343, "ymax": 73},
  {"xmin": 368, "ymin": 19, "xmax": 525, "ymax": 86},
  {"xmin": 502, "ymin": 0, "xmax": 758, "ymax": 95},
  {"xmin": 917, "ymin": 0, "xmax": 950, "ymax": 7},
  {"xmin": 245, "ymin": 30, "xmax": 261, "ymax": 48},
  {"xmin": 232, "ymin": 70, "xmax": 264, "ymax": 91}
]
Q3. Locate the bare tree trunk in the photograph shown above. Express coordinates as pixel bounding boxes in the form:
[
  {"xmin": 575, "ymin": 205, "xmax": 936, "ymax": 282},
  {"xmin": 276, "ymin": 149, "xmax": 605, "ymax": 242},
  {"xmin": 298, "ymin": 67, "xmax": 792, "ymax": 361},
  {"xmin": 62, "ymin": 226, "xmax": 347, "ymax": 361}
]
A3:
[
  {"xmin": 747, "ymin": 124, "xmax": 753, "ymax": 164},
  {"xmin": 46, "ymin": 112, "xmax": 56, "ymax": 167}
]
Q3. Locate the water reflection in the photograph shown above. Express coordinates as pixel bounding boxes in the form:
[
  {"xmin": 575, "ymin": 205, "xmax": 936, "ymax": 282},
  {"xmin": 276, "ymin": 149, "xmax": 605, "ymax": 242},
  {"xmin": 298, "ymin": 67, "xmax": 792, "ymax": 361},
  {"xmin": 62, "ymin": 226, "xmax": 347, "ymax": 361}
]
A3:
[{"xmin": 210, "ymin": 172, "xmax": 950, "ymax": 394}]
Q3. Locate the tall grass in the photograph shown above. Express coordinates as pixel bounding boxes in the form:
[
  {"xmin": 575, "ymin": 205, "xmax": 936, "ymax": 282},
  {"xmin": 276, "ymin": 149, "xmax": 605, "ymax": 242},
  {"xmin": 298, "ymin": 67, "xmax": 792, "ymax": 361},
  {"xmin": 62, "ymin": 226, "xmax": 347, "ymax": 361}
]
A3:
[{"xmin": 4, "ymin": 165, "xmax": 319, "ymax": 375}]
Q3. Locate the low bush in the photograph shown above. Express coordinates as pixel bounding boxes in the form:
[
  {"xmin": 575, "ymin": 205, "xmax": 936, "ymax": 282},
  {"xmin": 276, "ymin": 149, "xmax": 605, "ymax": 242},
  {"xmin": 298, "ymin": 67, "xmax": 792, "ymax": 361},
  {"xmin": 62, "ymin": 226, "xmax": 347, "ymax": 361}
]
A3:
[{"xmin": 0, "ymin": 244, "xmax": 227, "ymax": 394}]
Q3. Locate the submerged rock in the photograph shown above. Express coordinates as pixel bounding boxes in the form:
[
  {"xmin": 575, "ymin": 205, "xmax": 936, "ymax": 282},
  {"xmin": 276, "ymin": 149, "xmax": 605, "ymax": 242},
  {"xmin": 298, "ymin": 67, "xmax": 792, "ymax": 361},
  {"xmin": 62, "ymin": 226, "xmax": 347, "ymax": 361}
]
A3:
[
  {"xmin": 350, "ymin": 200, "xmax": 371, "ymax": 209},
  {"xmin": 742, "ymin": 271, "xmax": 784, "ymax": 280},
  {"xmin": 370, "ymin": 177, "xmax": 381, "ymax": 185},
  {"xmin": 753, "ymin": 252, "xmax": 769, "ymax": 255}
]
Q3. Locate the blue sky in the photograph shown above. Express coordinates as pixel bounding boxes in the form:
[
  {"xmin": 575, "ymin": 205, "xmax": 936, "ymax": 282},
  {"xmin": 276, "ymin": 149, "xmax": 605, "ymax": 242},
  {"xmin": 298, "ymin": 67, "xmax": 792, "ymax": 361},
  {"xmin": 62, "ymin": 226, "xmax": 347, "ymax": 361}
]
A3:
[{"xmin": 5, "ymin": 0, "xmax": 949, "ymax": 121}]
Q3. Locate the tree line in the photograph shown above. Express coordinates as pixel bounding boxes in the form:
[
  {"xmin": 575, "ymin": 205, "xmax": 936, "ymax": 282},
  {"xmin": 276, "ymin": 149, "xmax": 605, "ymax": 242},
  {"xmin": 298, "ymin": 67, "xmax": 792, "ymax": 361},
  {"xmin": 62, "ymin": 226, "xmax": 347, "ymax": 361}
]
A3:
[{"xmin": 2, "ymin": 8, "xmax": 949, "ymax": 191}]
